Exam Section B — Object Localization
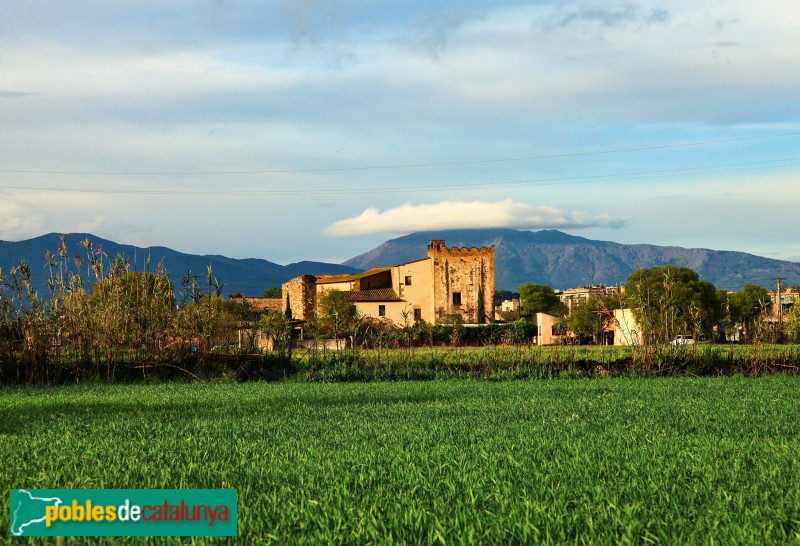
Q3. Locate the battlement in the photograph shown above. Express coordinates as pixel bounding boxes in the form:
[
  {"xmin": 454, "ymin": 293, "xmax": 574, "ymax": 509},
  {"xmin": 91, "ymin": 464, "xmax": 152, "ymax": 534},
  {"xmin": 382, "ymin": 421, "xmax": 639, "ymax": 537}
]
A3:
[{"xmin": 427, "ymin": 240, "xmax": 495, "ymax": 259}]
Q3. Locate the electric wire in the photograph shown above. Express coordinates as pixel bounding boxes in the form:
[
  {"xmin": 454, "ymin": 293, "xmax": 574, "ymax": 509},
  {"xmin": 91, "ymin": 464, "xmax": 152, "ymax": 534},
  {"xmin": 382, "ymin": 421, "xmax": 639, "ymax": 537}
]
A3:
[
  {"xmin": 0, "ymin": 156, "xmax": 798, "ymax": 196},
  {"xmin": 1, "ymin": 131, "xmax": 798, "ymax": 176}
]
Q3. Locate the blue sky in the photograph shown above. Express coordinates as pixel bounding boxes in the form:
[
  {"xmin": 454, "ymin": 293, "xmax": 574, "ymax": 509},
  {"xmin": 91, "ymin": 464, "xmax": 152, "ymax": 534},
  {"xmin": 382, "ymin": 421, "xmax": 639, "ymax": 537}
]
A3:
[{"xmin": 1, "ymin": 0, "xmax": 799, "ymax": 264}]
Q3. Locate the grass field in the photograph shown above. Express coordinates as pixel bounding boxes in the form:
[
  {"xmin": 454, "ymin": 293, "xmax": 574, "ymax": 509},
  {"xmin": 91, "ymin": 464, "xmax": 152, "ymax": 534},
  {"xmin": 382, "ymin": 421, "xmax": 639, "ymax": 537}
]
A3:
[{"xmin": 2, "ymin": 377, "xmax": 800, "ymax": 544}]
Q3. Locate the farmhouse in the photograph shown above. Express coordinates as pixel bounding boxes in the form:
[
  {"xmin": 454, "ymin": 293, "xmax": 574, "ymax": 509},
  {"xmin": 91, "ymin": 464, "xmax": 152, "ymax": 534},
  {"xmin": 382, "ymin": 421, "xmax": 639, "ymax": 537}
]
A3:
[{"xmin": 282, "ymin": 240, "xmax": 495, "ymax": 325}]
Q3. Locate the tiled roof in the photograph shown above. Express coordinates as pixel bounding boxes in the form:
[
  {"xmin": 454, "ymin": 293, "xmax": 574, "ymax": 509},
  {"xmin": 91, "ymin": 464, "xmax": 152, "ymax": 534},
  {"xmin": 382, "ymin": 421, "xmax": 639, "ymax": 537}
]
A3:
[
  {"xmin": 342, "ymin": 288, "xmax": 401, "ymax": 302},
  {"xmin": 315, "ymin": 273, "xmax": 359, "ymax": 284},
  {"xmin": 315, "ymin": 267, "xmax": 391, "ymax": 285},
  {"xmin": 359, "ymin": 267, "xmax": 392, "ymax": 277}
]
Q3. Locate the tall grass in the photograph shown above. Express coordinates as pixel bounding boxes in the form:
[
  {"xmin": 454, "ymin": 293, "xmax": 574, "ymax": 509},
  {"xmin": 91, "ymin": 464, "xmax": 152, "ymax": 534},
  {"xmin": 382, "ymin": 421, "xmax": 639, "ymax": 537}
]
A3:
[
  {"xmin": 0, "ymin": 236, "xmax": 249, "ymax": 385},
  {"xmin": 289, "ymin": 343, "xmax": 800, "ymax": 383},
  {"xmin": 3, "ymin": 336, "xmax": 800, "ymax": 386}
]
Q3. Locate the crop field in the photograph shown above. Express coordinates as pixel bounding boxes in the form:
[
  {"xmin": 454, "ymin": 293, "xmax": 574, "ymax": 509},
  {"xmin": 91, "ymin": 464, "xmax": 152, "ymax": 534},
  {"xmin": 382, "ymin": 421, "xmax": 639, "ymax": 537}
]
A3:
[{"xmin": 2, "ymin": 377, "xmax": 800, "ymax": 544}]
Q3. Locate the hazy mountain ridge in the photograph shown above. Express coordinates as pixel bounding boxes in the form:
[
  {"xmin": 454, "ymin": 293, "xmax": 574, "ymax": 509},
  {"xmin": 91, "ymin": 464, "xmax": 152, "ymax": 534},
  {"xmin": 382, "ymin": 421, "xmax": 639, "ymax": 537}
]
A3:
[
  {"xmin": 3, "ymin": 230, "xmax": 797, "ymax": 297},
  {"xmin": 343, "ymin": 229, "xmax": 800, "ymax": 291},
  {"xmin": 0, "ymin": 233, "xmax": 360, "ymax": 297}
]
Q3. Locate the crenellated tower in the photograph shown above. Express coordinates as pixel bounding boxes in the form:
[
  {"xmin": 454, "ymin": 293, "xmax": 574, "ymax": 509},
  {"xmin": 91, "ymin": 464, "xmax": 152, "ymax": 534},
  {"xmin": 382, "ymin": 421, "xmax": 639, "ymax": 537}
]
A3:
[{"xmin": 427, "ymin": 240, "xmax": 495, "ymax": 323}]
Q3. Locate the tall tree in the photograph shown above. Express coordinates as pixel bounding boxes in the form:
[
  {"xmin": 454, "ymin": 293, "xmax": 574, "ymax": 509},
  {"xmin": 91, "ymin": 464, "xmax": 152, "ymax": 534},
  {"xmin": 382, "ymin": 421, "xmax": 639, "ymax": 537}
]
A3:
[
  {"xmin": 568, "ymin": 300, "xmax": 602, "ymax": 343},
  {"xmin": 786, "ymin": 296, "xmax": 800, "ymax": 343},
  {"xmin": 728, "ymin": 284, "xmax": 771, "ymax": 341},
  {"xmin": 317, "ymin": 289, "xmax": 358, "ymax": 339},
  {"xmin": 258, "ymin": 311, "xmax": 294, "ymax": 356},
  {"xmin": 625, "ymin": 266, "xmax": 721, "ymax": 343},
  {"xmin": 262, "ymin": 286, "xmax": 282, "ymax": 298},
  {"xmin": 518, "ymin": 283, "xmax": 565, "ymax": 316}
]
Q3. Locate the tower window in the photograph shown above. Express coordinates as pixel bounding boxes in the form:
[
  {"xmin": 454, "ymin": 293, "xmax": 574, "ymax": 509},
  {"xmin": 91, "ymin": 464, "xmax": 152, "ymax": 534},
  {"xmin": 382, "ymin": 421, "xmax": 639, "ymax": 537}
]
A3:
[{"xmin": 452, "ymin": 292, "xmax": 462, "ymax": 305}]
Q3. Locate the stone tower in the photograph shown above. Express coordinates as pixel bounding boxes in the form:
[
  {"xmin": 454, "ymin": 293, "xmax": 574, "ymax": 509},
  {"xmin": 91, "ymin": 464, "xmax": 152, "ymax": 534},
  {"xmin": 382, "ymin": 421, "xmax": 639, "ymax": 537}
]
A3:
[{"xmin": 427, "ymin": 240, "xmax": 495, "ymax": 324}]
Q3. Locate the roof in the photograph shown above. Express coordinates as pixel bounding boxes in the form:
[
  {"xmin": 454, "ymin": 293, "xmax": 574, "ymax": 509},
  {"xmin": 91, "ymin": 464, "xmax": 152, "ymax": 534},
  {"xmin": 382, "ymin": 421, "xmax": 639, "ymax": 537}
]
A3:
[
  {"xmin": 341, "ymin": 288, "xmax": 402, "ymax": 302},
  {"xmin": 314, "ymin": 273, "xmax": 358, "ymax": 284},
  {"xmin": 315, "ymin": 267, "xmax": 391, "ymax": 285}
]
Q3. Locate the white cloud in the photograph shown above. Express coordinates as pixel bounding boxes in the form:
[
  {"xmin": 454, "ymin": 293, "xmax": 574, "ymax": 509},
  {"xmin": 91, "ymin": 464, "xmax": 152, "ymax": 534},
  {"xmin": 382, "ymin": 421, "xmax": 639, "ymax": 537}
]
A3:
[
  {"xmin": 0, "ymin": 198, "xmax": 48, "ymax": 240},
  {"xmin": 324, "ymin": 199, "xmax": 625, "ymax": 236},
  {"xmin": 76, "ymin": 214, "xmax": 107, "ymax": 233}
]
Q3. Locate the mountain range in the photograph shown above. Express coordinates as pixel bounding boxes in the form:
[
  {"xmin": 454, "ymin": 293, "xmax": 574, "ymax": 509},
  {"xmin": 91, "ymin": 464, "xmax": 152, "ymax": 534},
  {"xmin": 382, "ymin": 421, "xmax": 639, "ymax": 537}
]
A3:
[
  {"xmin": 0, "ymin": 233, "xmax": 359, "ymax": 298},
  {"xmin": 1, "ymin": 229, "xmax": 798, "ymax": 297},
  {"xmin": 343, "ymin": 229, "xmax": 800, "ymax": 291}
]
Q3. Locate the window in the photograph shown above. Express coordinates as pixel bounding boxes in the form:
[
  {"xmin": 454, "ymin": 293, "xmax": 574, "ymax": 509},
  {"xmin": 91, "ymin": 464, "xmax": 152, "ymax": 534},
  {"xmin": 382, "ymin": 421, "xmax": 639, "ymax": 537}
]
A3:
[
  {"xmin": 405, "ymin": 276, "xmax": 412, "ymax": 286},
  {"xmin": 414, "ymin": 308, "xmax": 422, "ymax": 321},
  {"xmin": 378, "ymin": 305, "xmax": 386, "ymax": 317},
  {"xmin": 452, "ymin": 292, "xmax": 462, "ymax": 305}
]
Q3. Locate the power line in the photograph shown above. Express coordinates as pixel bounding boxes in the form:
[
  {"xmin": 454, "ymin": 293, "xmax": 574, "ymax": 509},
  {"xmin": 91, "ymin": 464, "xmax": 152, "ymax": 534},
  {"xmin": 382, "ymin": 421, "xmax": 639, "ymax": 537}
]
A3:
[
  {"xmin": 1, "ymin": 156, "xmax": 798, "ymax": 196},
  {"xmin": 1, "ymin": 131, "xmax": 799, "ymax": 176}
]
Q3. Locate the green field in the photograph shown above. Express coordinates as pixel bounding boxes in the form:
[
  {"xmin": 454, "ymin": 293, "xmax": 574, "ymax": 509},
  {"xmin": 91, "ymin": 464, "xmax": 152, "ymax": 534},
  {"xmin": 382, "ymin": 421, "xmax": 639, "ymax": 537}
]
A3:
[{"xmin": 3, "ymin": 377, "xmax": 800, "ymax": 544}]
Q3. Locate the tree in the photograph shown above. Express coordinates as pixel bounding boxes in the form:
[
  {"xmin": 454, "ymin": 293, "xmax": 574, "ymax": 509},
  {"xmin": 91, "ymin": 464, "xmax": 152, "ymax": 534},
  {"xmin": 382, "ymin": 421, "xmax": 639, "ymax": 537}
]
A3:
[
  {"xmin": 568, "ymin": 300, "xmax": 602, "ymax": 343},
  {"xmin": 494, "ymin": 290, "xmax": 519, "ymax": 304},
  {"xmin": 565, "ymin": 295, "xmax": 621, "ymax": 345},
  {"xmin": 518, "ymin": 283, "xmax": 565, "ymax": 316},
  {"xmin": 262, "ymin": 286, "xmax": 282, "ymax": 298},
  {"xmin": 728, "ymin": 284, "xmax": 772, "ymax": 342},
  {"xmin": 786, "ymin": 298, "xmax": 800, "ymax": 343},
  {"xmin": 317, "ymin": 289, "xmax": 358, "ymax": 339},
  {"xmin": 625, "ymin": 266, "xmax": 721, "ymax": 343},
  {"xmin": 258, "ymin": 312, "xmax": 293, "ymax": 356},
  {"xmin": 172, "ymin": 295, "xmax": 237, "ymax": 352}
]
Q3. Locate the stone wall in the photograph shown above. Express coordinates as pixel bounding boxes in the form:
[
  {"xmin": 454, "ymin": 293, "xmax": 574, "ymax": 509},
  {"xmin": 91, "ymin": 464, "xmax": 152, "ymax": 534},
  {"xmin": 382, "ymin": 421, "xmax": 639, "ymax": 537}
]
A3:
[
  {"xmin": 282, "ymin": 275, "xmax": 316, "ymax": 321},
  {"xmin": 427, "ymin": 240, "xmax": 495, "ymax": 324}
]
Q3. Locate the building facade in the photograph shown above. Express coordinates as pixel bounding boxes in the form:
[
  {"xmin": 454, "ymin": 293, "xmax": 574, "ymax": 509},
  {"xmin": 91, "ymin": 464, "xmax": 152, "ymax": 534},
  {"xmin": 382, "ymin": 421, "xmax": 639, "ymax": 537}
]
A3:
[
  {"xmin": 532, "ymin": 312, "xmax": 563, "ymax": 346},
  {"xmin": 282, "ymin": 240, "xmax": 495, "ymax": 325},
  {"xmin": 770, "ymin": 287, "xmax": 799, "ymax": 317},
  {"xmin": 557, "ymin": 284, "xmax": 616, "ymax": 312}
]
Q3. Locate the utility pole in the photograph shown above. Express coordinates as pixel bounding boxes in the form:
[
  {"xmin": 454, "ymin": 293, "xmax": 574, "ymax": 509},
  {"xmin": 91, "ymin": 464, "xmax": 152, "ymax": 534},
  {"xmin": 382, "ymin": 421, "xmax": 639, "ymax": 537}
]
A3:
[{"xmin": 775, "ymin": 277, "xmax": 784, "ymax": 338}]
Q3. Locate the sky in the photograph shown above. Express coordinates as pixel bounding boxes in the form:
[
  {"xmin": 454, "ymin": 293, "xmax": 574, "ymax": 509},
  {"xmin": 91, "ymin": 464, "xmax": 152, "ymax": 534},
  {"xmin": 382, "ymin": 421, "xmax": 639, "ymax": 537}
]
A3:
[{"xmin": 1, "ymin": 0, "xmax": 799, "ymax": 265}]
